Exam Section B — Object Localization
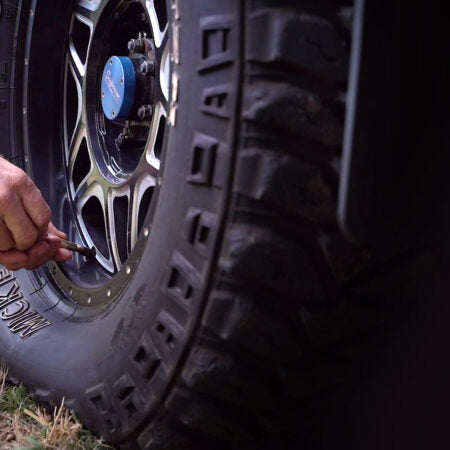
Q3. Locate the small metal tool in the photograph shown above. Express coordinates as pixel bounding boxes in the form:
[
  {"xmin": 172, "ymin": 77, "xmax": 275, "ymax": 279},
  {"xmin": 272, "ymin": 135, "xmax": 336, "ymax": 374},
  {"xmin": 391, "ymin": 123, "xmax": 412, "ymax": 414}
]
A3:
[{"xmin": 59, "ymin": 239, "xmax": 96, "ymax": 260}]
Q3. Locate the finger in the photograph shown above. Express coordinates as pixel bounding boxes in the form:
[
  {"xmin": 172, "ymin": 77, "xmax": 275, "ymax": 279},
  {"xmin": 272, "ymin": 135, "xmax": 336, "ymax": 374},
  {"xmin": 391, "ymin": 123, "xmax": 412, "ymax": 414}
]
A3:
[
  {"xmin": 0, "ymin": 249, "xmax": 29, "ymax": 271},
  {"xmin": 0, "ymin": 220, "xmax": 14, "ymax": 251},
  {"xmin": 25, "ymin": 239, "xmax": 59, "ymax": 270},
  {"xmin": 1, "ymin": 264, "xmax": 24, "ymax": 272},
  {"xmin": 0, "ymin": 240, "xmax": 71, "ymax": 271},
  {"xmin": 44, "ymin": 233, "xmax": 72, "ymax": 262},
  {"xmin": 47, "ymin": 222, "xmax": 68, "ymax": 240},
  {"xmin": 3, "ymin": 196, "xmax": 38, "ymax": 251},
  {"xmin": 53, "ymin": 248, "xmax": 73, "ymax": 262},
  {"xmin": 44, "ymin": 234, "xmax": 62, "ymax": 246},
  {"xmin": 21, "ymin": 183, "xmax": 51, "ymax": 239}
]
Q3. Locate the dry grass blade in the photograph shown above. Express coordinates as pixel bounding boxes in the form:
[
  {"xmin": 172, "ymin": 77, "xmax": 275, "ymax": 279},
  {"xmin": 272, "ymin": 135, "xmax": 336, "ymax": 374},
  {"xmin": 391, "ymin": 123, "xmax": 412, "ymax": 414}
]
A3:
[
  {"xmin": 0, "ymin": 367, "xmax": 113, "ymax": 449},
  {"xmin": 0, "ymin": 362, "xmax": 8, "ymax": 396}
]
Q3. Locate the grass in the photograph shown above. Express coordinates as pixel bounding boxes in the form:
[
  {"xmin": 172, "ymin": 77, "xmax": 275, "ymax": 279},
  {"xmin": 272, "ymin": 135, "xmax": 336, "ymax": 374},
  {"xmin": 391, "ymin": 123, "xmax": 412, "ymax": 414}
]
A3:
[{"xmin": 0, "ymin": 364, "xmax": 114, "ymax": 449}]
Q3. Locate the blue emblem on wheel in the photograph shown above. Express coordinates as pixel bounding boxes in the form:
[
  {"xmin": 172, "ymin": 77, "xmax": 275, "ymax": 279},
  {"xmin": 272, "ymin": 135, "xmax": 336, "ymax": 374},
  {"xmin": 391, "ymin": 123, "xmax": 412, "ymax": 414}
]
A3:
[{"xmin": 101, "ymin": 56, "xmax": 136, "ymax": 120}]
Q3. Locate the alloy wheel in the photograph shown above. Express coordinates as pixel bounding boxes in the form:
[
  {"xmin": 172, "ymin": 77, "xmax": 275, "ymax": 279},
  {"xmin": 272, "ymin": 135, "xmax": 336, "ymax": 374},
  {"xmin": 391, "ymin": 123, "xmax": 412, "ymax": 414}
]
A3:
[{"xmin": 50, "ymin": 0, "xmax": 170, "ymax": 304}]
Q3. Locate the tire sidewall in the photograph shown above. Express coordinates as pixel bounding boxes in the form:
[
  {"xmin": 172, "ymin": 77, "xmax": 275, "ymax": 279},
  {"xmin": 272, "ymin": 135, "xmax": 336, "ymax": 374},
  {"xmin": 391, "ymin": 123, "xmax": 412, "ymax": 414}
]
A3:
[{"xmin": 0, "ymin": 0, "xmax": 240, "ymax": 442}]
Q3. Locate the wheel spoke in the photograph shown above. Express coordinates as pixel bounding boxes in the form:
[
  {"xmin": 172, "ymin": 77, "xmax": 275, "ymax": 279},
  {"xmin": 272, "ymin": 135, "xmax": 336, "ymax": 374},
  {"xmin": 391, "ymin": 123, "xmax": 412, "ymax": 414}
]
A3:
[
  {"xmin": 73, "ymin": 9, "xmax": 95, "ymax": 31},
  {"xmin": 68, "ymin": 120, "xmax": 86, "ymax": 171},
  {"xmin": 76, "ymin": 182, "xmax": 115, "ymax": 272},
  {"xmin": 157, "ymin": 40, "xmax": 171, "ymax": 103},
  {"xmin": 68, "ymin": 32, "xmax": 87, "ymax": 81},
  {"xmin": 130, "ymin": 174, "xmax": 156, "ymax": 249},
  {"xmin": 73, "ymin": 5, "xmax": 102, "ymax": 43},
  {"xmin": 146, "ymin": 102, "xmax": 167, "ymax": 171},
  {"xmin": 68, "ymin": 0, "xmax": 101, "ymax": 81},
  {"xmin": 70, "ymin": 127, "xmax": 102, "ymax": 220},
  {"xmin": 75, "ymin": 0, "xmax": 102, "ymax": 15},
  {"xmin": 64, "ymin": 57, "xmax": 84, "ymax": 156},
  {"xmin": 107, "ymin": 186, "xmax": 131, "ymax": 271},
  {"xmin": 73, "ymin": 176, "xmax": 90, "ymax": 211},
  {"xmin": 146, "ymin": 0, "xmax": 169, "ymax": 48}
]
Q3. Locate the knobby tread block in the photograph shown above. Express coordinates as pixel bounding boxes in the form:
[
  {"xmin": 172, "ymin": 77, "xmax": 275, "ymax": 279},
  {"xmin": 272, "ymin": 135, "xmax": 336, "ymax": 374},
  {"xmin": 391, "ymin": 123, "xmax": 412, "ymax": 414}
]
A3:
[
  {"xmin": 220, "ymin": 224, "xmax": 325, "ymax": 301},
  {"xmin": 246, "ymin": 8, "xmax": 350, "ymax": 82},
  {"xmin": 151, "ymin": 1, "xmax": 356, "ymax": 448},
  {"xmin": 234, "ymin": 148, "xmax": 336, "ymax": 223},
  {"xmin": 202, "ymin": 291, "xmax": 302, "ymax": 362},
  {"xmin": 165, "ymin": 387, "xmax": 256, "ymax": 442},
  {"xmin": 181, "ymin": 345, "xmax": 282, "ymax": 411},
  {"xmin": 243, "ymin": 82, "xmax": 343, "ymax": 147},
  {"xmin": 137, "ymin": 419, "xmax": 207, "ymax": 450}
]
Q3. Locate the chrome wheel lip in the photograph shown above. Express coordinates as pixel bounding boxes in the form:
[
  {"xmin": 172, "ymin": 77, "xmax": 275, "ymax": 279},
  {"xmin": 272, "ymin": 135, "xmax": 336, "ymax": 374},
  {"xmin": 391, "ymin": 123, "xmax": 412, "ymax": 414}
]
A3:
[{"xmin": 49, "ymin": 0, "xmax": 171, "ymax": 306}]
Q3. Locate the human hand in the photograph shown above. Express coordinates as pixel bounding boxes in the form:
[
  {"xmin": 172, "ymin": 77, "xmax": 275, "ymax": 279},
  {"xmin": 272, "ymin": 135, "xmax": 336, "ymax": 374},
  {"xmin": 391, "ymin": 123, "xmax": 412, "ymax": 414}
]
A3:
[
  {"xmin": 0, "ymin": 157, "xmax": 72, "ymax": 270},
  {"xmin": 0, "ymin": 222, "xmax": 73, "ymax": 271}
]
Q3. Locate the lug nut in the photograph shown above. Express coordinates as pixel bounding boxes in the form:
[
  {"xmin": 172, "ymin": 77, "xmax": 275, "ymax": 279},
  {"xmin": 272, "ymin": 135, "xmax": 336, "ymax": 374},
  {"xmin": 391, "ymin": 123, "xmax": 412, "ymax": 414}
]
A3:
[
  {"xmin": 140, "ymin": 60, "xmax": 155, "ymax": 75},
  {"xmin": 116, "ymin": 132, "xmax": 126, "ymax": 148},
  {"xmin": 137, "ymin": 105, "xmax": 153, "ymax": 121},
  {"xmin": 128, "ymin": 39, "xmax": 144, "ymax": 53}
]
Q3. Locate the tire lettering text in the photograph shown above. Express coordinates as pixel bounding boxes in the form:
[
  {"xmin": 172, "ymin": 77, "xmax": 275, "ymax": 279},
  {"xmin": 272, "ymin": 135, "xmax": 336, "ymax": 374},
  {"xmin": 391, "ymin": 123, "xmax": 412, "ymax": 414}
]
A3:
[{"xmin": 0, "ymin": 271, "xmax": 52, "ymax": 339}]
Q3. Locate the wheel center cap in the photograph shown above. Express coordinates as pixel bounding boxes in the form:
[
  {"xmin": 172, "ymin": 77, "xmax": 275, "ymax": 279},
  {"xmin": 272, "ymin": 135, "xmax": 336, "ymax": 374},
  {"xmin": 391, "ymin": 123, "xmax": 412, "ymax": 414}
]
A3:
[{"xmin": 101, "ymin": 56, "xmax": 136, "ymax": 120}]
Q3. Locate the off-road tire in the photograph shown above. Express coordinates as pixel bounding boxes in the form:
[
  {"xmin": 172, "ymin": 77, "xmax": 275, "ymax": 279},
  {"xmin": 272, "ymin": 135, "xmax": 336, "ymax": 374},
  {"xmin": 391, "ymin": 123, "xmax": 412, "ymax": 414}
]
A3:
[{"xmin": 1, "ymin": 1, "xmax": 437, "ymax": 449}]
